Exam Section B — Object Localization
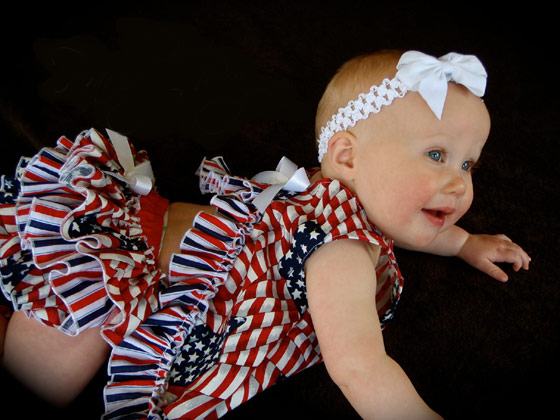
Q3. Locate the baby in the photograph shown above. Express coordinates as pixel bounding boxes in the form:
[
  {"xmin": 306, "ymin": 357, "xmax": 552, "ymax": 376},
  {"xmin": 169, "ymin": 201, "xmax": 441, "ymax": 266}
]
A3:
[
  {"xmin": 306, "ymin": 49, "xmax": 530, "ymax": 418},
  {"xmin": 0, "ymin": 49, "xmax": 529, "ymax": 419}
]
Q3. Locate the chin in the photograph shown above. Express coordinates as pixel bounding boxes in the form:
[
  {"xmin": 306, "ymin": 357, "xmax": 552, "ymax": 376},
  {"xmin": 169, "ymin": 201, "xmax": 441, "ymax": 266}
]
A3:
[
  {"xmin": 412, "ymin": 225, "xmax": 446, "ymax": 247},
  {"xmin": 393, "ymin": 234, "xmax": 436, "ymax": 250},
  {"xmin": 414, "ymin": 237, "xmax": 438, "ymax": 249},
  {"xmin": 378, "ymin": 220, "xmax": 442, "ymax": 249}
]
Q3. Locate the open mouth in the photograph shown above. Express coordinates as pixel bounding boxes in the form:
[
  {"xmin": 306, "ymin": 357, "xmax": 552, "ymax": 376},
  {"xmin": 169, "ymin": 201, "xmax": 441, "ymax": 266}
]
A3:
[{"xmin": 422, "ymin": 208, "xmax": 455, "ymax": 227}]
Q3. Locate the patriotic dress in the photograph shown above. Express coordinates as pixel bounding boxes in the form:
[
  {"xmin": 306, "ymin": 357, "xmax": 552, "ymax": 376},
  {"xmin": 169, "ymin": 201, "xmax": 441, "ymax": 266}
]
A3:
[
  {"xmin": 0, "ymin": 129, "xmax": 404, "ymax": 419},
  {"xmin": 0, "ymin": 128, "xmax": 168, "ymax": 346},
  {"xmin": 103, "ymin": 157, "xmax": 404, "ymax": 419}
]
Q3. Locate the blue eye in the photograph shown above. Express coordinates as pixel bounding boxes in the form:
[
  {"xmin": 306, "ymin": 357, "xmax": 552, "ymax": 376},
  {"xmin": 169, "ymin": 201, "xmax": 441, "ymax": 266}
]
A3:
[
  {"xmin": 461, "ymin": 161, "xmax": 471, "ymax": 171},
  {"xmin": 427, "ymin": 150, "xmax": 443, "ymax": 162}
]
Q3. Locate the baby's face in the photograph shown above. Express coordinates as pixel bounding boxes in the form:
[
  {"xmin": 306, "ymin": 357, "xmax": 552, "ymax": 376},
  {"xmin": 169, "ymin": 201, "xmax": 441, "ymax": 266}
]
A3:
[{"xmin": 351, "ymin": 83, "xmax": 491, "ymax": 248}]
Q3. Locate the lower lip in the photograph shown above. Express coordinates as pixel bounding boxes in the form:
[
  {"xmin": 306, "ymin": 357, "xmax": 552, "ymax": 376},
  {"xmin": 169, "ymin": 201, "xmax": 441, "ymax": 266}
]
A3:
[{"xmin": 422, "ymin": 209, "xmax": 446, "ymax": 227}]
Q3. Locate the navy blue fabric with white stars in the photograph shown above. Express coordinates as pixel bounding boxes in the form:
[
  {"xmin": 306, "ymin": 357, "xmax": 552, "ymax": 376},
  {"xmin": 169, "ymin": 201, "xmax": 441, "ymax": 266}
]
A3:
[
  {"xmin": 169, "ymin": 316, "xmax": 246, "ymax": 387},
  {"xmin": 0, "ymin": 176, "xmax": 18, "ymax": 204},
  {"xmin": 279, "ymin": 220, "xmax": 326, "ymax": 315},
  {"xmin": 0, "ymin": 175, "xmax": 32, "ymax": 291},
  {"xmin": 67, "ymin": 213, "xmax": 148, "ymax": 252}
]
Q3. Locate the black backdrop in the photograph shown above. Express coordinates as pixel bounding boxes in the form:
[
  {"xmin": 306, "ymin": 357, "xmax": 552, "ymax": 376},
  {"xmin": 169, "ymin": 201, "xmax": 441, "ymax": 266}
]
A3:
[{"xmin": 1, "ymin": 1, "xmax": 558, "ymax": 418}]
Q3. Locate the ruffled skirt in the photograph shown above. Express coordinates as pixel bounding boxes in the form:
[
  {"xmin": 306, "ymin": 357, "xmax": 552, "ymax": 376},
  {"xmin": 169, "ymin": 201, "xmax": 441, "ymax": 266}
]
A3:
[{"xmin": 0, "ymin": 128, "xmax": 168, "ymax": 346}]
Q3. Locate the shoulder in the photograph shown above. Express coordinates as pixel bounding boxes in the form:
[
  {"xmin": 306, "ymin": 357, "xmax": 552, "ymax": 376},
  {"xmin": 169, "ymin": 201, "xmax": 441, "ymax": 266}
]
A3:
[
  {"xmin": 306, "ymin": 238, "xmax": 379, "ymax": 268},
  {"xmin": 305, "ymin": 238, "xmax": 380, "ymax": 298}
]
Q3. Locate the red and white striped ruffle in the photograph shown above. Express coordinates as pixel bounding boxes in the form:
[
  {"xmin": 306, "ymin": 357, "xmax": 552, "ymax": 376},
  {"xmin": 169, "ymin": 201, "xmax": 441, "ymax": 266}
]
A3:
[
  {"xmin": 0, "ymin": 128, "xmax": 167, "ymax": 346},
  {"xmin": 103, "ymin": 157, "xmax": 404, "ymax": 419}
]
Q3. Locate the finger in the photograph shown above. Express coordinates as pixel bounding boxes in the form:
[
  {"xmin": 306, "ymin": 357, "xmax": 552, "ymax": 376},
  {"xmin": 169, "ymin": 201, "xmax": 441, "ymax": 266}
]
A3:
[
  {"xmin": 500, "ymin": 244, "xmax": 531, "ymax": 271},
  {"xmin": 507, "ymin": 250, "xmax": 524, "ymax": 272},
  {"xmin": 515, "ymin": 250, "xmax": 531, "ymax": 271},
  {"xmin": 523, "ymin": 253, "xmax": 531, "ymax": 270},
  {"xmin": 514, "ymin": 245, "xmax": 531, "ymax": 270},
  {"xmin": 502, "ymin": 240, "xmax": 531, "ymax": 267},
  {"xmin": 496, "ymin": 236, "xmax": 531, "ymax": 270},
  {"xmin": 518, "ymin": 248, "xmax": 531, "ymax": 270},
  {"xmin": 478, "ymin": 258, "xmax": 509, "ymax": 282}
]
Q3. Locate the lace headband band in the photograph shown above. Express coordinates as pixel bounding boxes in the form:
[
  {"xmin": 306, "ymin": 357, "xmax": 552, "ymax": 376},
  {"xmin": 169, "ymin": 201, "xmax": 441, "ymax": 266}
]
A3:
[{"xmin": 316, "ymin": 50, "xmax": 488, "ymax": 162}]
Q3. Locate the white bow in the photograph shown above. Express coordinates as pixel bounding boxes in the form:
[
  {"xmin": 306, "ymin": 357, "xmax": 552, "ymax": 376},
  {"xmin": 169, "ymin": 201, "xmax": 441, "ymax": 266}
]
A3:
[
  {"xmin": 251, "ymin": 156, "xmax": 310, "ymax": 212},
  {"xmin": 105, "ymin": 129, "xmax": 154, "ymax": 196},
  {"xmin": 395, "ymin": 51, "xmax": 487, "ymax": 119}
]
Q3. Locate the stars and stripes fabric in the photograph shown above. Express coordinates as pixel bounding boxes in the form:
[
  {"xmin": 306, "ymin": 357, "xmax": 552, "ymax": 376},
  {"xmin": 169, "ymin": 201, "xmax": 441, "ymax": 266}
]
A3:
[
  {"xmin": 0, "ymin": 128, "xmax": 168, "ymax": 346},
  {"xmin": 103, "ymin": 156, "xmax": 404, "ymax": 419}
]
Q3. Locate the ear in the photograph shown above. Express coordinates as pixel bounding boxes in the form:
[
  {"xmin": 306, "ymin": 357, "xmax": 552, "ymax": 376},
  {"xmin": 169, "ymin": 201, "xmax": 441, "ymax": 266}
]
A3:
[{"xmin": 325, "ymin": 131, "xmax": 358, "ymax": 183}]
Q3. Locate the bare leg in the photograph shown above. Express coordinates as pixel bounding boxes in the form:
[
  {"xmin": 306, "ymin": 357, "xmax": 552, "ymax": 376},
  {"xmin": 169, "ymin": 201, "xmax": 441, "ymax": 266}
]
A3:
[
  {"xmin": 158, "ymin": 202, "xmax": 214, "ymax": 275},
  {"xmin": 2, "ymin": 311, "xmax": 110, "ymax": 407},
  {"xmin": 1, "ymin": 201, "xmax": 211, "ymax": 407}
]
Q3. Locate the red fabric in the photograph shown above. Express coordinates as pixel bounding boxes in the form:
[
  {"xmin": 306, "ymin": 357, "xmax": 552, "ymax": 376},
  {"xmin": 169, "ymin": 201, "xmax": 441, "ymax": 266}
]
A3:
[{"xmin": 138, "ymin": 190, "xmax": 169, "ymax": 261}]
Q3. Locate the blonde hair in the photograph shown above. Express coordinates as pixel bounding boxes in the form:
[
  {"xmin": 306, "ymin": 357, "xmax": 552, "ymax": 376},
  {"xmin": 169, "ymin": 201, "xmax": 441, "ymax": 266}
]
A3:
[{"xmin": 315, "ymin": 50, "xmax": 403, "ymax": 139}]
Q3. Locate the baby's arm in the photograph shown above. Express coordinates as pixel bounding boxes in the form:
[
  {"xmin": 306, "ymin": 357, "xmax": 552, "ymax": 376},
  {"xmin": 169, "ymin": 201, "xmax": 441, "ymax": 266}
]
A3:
[
  {"xmin": 306, "ymin": 239, "xmax": 442, "ymax": 419},
  {"xmin": 399, "ymin": 225, "xmax": 530, "ymax": 282}
]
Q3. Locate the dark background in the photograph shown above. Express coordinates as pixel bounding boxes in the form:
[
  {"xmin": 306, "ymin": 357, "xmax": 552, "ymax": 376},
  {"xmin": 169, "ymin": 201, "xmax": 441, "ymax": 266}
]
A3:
[{"xmin": 1, "ymin": 1, "xmax": 557, "ymax": 418}]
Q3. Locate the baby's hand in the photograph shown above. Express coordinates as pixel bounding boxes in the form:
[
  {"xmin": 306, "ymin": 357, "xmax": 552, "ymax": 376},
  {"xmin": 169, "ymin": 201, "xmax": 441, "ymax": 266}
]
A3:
[{"xmin": 457, "ymin": 234, "xmax": 531, "ymax": 282}]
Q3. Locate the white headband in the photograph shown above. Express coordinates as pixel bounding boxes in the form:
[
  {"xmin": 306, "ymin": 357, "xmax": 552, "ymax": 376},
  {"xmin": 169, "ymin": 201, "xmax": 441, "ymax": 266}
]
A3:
[{"xmin": 316, "ymin": 50, "xmax": 488, "ymax": 162}]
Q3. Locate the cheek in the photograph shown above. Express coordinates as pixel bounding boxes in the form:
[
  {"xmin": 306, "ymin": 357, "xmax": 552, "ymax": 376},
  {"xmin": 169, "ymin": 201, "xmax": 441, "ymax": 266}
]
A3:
[
  {"xmin": 374, "ymin": 172, "xmax": 437, "ymax": 220},
  {"xmin": 394, "ymin": 172, "xmax": 439, "ymax": 209},
  {"xmin": 460, "ymin": 189, "xmax": 474, "ymax": 216},
  {"xmin": 449, "ymin": 186, "xmax": 474, "ymax": 225}
]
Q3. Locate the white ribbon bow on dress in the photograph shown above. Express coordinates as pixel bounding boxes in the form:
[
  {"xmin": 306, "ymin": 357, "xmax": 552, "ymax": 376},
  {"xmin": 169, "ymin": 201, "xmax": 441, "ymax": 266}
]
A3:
[
  {"xmin": 106, "ymin": 129, "xmax": 154, "ymax": 196},
  {"xmin": 395, "ymin": 51, "xmax": 488, "ymax": 119},
  {"xmin": 251, "ymin": 156, "xmax": 310, "ymax": 212}
]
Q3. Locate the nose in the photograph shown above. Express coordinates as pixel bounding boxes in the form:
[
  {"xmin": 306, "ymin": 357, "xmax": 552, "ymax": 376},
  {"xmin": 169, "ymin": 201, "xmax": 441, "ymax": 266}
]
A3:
[{"xmin": 442, "ymin": 172, "xmax": 467, "ymax": 197}]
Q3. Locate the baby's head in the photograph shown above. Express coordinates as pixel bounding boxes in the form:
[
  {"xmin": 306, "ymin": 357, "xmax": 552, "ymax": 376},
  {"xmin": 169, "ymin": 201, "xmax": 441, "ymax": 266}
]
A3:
[
  {"xmin": 315, "ymin": 50, "xmax": 491, "ymax": 247},
  {"xmin": 315, "ymin": 50, "xmax": 403, "ymax": 142}
]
